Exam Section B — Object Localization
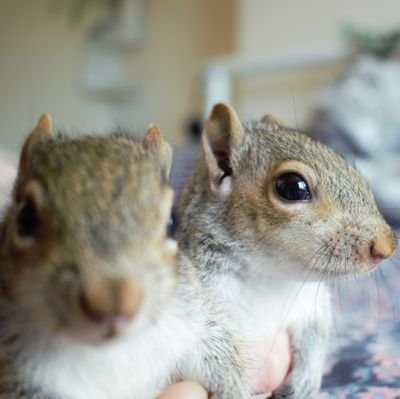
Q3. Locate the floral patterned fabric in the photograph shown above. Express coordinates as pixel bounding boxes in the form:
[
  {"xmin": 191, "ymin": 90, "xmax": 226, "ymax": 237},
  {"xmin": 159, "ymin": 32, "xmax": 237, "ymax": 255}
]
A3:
[{"xmin": 320, "ymin": 251, "xmax": 400, "ymax": 398}]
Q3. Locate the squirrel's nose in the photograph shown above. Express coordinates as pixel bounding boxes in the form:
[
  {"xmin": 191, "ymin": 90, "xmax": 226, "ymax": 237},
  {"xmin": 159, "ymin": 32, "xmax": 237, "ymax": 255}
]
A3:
[
  {"xmin": 79, "ymin": 277, "xmax": 143, "ymax": 332},
  {"xmin": 370, "ymin": 231, "xmax": 397, "ymax": 264}
]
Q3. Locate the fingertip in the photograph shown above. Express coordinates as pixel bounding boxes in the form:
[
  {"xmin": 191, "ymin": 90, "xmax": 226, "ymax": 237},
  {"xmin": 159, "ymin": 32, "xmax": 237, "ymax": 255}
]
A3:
[{"xmin": 156, "ymin": 381, "xmax": 208, "ymax": 399}]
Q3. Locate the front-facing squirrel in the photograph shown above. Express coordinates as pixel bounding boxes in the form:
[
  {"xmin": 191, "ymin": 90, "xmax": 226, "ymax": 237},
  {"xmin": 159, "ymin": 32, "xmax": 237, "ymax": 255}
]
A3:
[
  {"xmin": 177, "ymin": 103, "xmax": 398, "ymax": 398},
  {"xmin": 0, "ymin": 115, "xmax": 251, "ymax": 399}
]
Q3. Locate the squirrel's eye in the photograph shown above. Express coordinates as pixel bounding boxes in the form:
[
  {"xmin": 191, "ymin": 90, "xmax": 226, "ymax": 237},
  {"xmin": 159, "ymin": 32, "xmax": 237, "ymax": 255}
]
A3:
[
  {"xmin": 16, "ymin": 199, "xmax": 40, "ymax": 237},
  {"xmin": 275, "ymin": 173, "xmax": 311, "ymax": 201}
]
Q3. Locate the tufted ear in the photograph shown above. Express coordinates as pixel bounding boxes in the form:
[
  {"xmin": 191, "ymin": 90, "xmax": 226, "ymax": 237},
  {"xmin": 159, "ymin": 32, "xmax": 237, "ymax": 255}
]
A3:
[
  {"xmin": 143, "ymin": 124, "xmax": 173, "ymax": 182},
  {"xmin": 260, "ymin": 113, "xmax": 288, "ymax": 128},
  {"xmin": 202, "ymin": 103, "xmax": 244, "ymax": 199},
  {"xmin": 19, "ymin": 113, "xmax": 53, "ymax": 178}
]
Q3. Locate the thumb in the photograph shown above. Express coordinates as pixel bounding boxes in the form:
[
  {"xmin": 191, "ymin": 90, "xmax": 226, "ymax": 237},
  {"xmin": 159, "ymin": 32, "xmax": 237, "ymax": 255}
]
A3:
[{"xmin": 155, "ymin": 382, "xmax": 208, "ymax": 399}]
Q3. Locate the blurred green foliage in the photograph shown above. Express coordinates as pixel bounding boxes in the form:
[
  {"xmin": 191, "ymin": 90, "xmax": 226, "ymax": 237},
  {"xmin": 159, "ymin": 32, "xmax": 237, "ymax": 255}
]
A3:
[
  {"xmin": 53, "ymin": 0, "xmax": 122, "ymax": 24},
  {"xmin": 342, "ymin": 24, "xmax": 400, "ymax": 58}
]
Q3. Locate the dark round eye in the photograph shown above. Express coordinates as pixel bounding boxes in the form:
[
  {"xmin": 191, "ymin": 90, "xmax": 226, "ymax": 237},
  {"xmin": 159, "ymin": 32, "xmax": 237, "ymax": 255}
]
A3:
[
  {"xmin": 16, "ymin": 199, "xmax": 40, "ymax": 237},
  {"xmin": 275, "ymin": 173, "xmax": 312, "ymax": 201}
]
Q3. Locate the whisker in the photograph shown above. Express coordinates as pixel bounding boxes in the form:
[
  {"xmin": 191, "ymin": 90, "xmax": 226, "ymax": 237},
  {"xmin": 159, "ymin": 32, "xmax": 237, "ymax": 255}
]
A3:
[
  {"xmin": 290, "ymin": 91, "xmax": 299, "ymax": 131},
  {"xmin": 258, "ymin": 242, "xmax": 330, "ymax": 372},
  {"xmin": 377, "ymin": 267, "xmax": 398, "ymax": 322},
  {"xmin": 332, "ymin": 257, "xmax": 349, "ymax": 349},
  {"xmin": 311, "ymin": 255, "xmax": 329, "ymax": 326},
  {"xmin": 329, "ymin": 271, "xmax": 342, "ymax": 342},
  {"xmin": 373, "ymin": 270, "xmax": 383, "ymax": 335}
]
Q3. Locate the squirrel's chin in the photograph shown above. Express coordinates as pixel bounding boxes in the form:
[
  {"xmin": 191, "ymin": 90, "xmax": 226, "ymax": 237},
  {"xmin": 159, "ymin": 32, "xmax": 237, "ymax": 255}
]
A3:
[
  {"xmin": 57, "ymin": 328, "xmax": 129, "ymax": 346},
  {"xmin": 49, "ymin": 316, "xmax": 140, "ymax": 346}
]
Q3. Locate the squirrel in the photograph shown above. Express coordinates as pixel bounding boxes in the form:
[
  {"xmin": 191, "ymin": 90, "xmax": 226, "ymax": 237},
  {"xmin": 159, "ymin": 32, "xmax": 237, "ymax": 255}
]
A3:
[
  {"xmin": 177, "ymin": 103, "xmax": 398, "ymax": 398},
  {"xmin": 0, "ymin": 115, "xmax": 252, "ymax": 399}
]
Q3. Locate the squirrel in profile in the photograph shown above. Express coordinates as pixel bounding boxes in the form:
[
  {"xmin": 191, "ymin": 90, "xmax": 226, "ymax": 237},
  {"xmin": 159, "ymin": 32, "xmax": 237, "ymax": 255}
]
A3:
[
  {"xmin": 0, "ymin": 115, "xmax": 252, "ymax": 399},
  {"xmin": 177, "ymin": 103, "xmax": 398, "ymax": 398}
]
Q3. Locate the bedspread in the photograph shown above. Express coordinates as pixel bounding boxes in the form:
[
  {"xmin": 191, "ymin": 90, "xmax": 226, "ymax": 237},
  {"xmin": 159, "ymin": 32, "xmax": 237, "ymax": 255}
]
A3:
[{"xmin": 320, "ymin": 250, "xmax": 400, "ymax": 398}]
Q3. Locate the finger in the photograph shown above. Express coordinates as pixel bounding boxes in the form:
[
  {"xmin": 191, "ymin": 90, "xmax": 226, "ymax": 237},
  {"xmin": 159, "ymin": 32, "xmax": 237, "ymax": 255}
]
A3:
[
  {"xmin": 155, "ymin": 381, "xmax": 208, "ymax": 399},
  {"xmin": 250, "ymin": 332, "xmax": 291, "ymax": 393}
]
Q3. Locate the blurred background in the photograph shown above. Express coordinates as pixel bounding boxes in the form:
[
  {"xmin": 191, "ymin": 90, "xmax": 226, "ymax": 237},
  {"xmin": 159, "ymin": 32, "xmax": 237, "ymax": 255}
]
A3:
[
  {"xmin": 0, "ymin": 0, "xmax": 399, "ymax": 222},
  {"xmin": 0, "ymin": 2, "xmax": 400, "ymax": 396}
]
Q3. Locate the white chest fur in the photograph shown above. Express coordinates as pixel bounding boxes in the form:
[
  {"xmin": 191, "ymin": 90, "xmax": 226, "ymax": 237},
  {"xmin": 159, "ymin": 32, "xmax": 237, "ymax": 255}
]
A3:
[
  {"xmin": 210, "ymin": 273, "xmax": 329, "ymax": 337},
  {"xmin": 20, "ymin": 305, "xmax": 196, "ymax": 399}
]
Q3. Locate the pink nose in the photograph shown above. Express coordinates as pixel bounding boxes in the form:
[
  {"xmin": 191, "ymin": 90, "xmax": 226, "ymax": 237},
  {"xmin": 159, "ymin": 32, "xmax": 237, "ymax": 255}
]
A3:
[
  {"xmin": 79, "ymin": 278, "xmax": 143, "ymax": 329},
  {"xmin": 369, "ymin": 227, "xmax": 397, "ymax": 265},
  {"xmin": 370, "ymin": 241, "xmax": 393, "ymax": 264}
]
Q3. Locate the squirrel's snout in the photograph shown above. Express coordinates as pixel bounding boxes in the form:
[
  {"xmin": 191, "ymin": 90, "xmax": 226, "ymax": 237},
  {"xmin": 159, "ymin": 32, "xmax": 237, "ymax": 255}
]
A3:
[
  {"xmin": 369, "ymin": 229, "xmax": 398, "ymax": 265},
  {"xmin": 79, "ymin": 277, "xmax": 143, "ymax": 335}
]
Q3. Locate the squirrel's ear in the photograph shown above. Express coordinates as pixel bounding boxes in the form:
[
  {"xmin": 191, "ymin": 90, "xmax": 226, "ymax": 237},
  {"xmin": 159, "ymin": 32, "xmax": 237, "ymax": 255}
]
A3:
[
  {"xmin": 260, "ymin": 113, "xmax": 288, "ymax": 128},
  {"xmin": 202, "ymin": 103, "xmax": 244, "ymax": 199},
  {"xmin": 19, "ymin": 113, "xmax": 53, "ymax": 177},
  {"xmin": 143, "ymin": 124, "xmax": 173, "ymax": 182}
]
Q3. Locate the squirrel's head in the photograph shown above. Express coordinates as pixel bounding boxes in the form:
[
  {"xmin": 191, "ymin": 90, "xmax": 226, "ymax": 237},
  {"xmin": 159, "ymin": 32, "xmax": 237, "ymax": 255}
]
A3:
[
  {"xmin": 193, "ymin": 103, "xmax": 397, "ymax": 280},
  {"xmin": 0, "ymin": 115, "xmax": 177, "ymax": 344}
]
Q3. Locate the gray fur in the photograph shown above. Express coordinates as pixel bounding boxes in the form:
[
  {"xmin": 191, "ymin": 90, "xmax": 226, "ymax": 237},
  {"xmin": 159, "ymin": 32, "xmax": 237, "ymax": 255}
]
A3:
[
  {"xmin": 177, "ymin": 103, "xmax": 397, "ymax": 398},
  {"xmin": 0, "ymin": 117, "xmax": 252, "ymax": 399}
]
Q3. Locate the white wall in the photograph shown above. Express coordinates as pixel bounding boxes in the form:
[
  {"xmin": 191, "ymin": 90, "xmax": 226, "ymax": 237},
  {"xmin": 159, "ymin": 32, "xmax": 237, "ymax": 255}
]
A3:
[
  {"xmin": 234, "ymin": 0, "xmax": 400, "ymax": 126},
  {"xmin": 0, "ymin": 0, "xmax": 115, "ymax": 154},
  {"xmin": 0, "ymin": 0, "xmax": 236, "ymax": 154},
  {"xmin": 238, "ymin": 0, "xmax": 400, "ymax": 56},
  {"xmin": 2, "ymin": 0, "xmax": 398, "ymax": 153},
  {"xmin": 125, "ymin": 0, "xmax": 235, "ymax": 144}
]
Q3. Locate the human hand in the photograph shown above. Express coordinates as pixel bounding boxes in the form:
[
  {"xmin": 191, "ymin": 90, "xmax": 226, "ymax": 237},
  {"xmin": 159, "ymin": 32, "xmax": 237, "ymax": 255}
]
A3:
[
  {"xmin": 156, "ymin": 381, "xmax": 208, "ymax": 399},
  {"xmin": 250, "ymin": 331, "xmax": 291, "ymax": 394},
  {"xmin": 155, "ymin": 331, "xmax": 290, "ymax": 398}
]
